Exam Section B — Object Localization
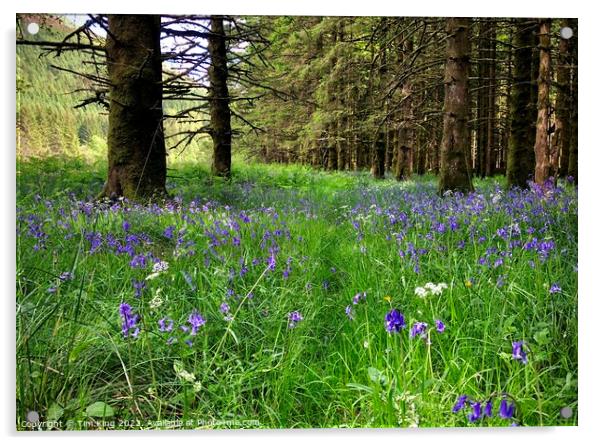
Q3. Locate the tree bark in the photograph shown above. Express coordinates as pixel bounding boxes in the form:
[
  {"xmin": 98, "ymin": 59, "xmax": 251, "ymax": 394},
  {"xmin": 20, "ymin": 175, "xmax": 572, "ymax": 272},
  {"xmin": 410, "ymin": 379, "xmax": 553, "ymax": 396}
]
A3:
[
  {"xmin": 395, "ymin": 34, "xmax": 414, "ymax": 181},
  {"xmin": 507, "ymin": 19, "xmax": 537, "ymax": 188},
  {"xmin": 485, "ymin": 20, "xmax": 497, "ymax": 175},
  {"xmin": 438, "ymin": 18, "xmax": 474, "ymax": 194},
  {"xmin": 476, "ymin": 19, "xmax": 488, "ymax": 178},
  {"xmin": 208, "ymin": 16, "xmax": 232, "ymax": 178},
  {"xmin": 567, "ymin": 19, "xmax": 578, "ymax": 183},
  {"xmin": 102, "ymin": 15, "xmax": 166, "ymax": 200},
  {"xmin": 533, "ymin": 19, "xmax": 552, "ymax": 185},
  {"xmin": 554, "ymin": 19, "xmax": 572, "ymax": 179},
  {"xmin": 372, "ymin": 132, "xmax": 386, "ymax": 179}
]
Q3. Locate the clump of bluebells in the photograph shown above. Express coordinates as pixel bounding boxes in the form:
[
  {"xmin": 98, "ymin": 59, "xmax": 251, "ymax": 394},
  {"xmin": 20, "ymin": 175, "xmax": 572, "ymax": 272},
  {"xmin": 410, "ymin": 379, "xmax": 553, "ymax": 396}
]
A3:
[
  {"xmin": 385, "ymin": 309, "xmax": 406, "ymax": 333},
  {"xmin": 187, "ymin": 310, "xmax": 206, "ymax": 335},
  {"xmin": 17, "ymin": 162, "xmax": 576, "ymax": 427},
  {"xmin": 452, "ymin": 394, "xmax": 517, "ymax": 424}
]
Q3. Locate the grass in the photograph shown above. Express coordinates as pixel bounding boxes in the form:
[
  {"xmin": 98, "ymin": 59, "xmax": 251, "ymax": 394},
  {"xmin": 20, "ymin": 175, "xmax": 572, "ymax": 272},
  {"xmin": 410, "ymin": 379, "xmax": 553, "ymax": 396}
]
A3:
[{"xmin": 16, "ymin": 157, "xmax": 578, "ymax": 429}]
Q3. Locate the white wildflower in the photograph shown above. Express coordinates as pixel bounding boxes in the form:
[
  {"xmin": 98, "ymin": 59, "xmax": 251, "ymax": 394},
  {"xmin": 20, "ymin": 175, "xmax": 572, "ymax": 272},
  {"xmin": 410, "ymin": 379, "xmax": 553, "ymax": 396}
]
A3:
[
  {"xmin": 152, "ymin": 261, "xmax": 169, "ymax": 273},
  {"xmin": 416, "ymin": 282, "xmax": 447, "ymax": 297},
  {"xmin": 174, "ymin": 360, "xmax": 196, "ymax": 383},
  {"xmin": 414, "ymin": 287, "xmax": 428, "ymax": 298}
]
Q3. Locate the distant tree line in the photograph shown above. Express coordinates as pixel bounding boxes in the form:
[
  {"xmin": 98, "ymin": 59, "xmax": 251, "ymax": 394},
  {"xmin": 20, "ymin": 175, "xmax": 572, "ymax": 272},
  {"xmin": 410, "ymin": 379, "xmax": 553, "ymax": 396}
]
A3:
[{"xmin": 242, "ymin": 16, "xmax": 578, "ymax": 192}]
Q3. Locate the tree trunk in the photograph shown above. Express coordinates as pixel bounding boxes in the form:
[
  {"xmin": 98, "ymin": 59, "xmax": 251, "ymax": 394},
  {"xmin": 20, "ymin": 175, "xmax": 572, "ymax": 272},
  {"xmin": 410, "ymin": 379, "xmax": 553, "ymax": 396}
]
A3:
[
  {"xmin": 476, "ymin": 20, "xmax": 488, "ymax": 178},
  {"xmin": 553, "ymin": 19, "xmax": 572, "ymax": 179},
  {"xmin": 395, "ymin": 34, "xmax": 414, "ymax": 181},
  {"xmin": 567, "ymin": 19, "xmax": 578, "ymax": 183},
  {"xmin": 372, "ymin": 132, "xmax": 386, "ymax": 179},
  {"xmin": 533, "ymin": 19, "xmax": 552, "ymax": 185},
  {"xmin": 102, "ymin": 15, "xmax": 166, "ymax": 200},
  {"xmin": 507, "ymin": 19, "xmax": 537, "ymax": 188},
  {"xmin": 438, "ymin": 18, "xmax": 474, "ymax": 194},
  {"xmin": 485, "ymin": 20, "xmax": 497, "ymax": 175},
  {"xmin": 208, "ymin": 16, "xmax": 232, "ymax": 178}
]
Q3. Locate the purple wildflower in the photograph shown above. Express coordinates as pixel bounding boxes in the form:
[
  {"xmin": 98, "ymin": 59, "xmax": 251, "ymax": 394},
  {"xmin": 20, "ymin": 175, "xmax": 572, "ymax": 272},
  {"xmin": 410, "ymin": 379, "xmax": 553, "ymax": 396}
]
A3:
[
  {"xmin": 511, "ymin": 341, "xmax": 528, "ymax": 364},
  {"xmin": 129, "ymin": 254, "xmax": 147, "ymax": 269},
  {"xmin": 549, "ymin": 283, "xmax": 562, "ymax": 294},
  {"xmin": 468, "ymin": 401, "xmax": 482, "ymax": 422},
  {"xmin": 499, "ymin": 399, "xmax": 515, "ymax": 419},
  {"xmin": 220, "ymin": 302, "xmax": 230, "ymax": 314},
  {"xmin": 452, "ymin": 395, "xmax": 468, "ymax": 413},
  {"xmin": 352, "ymin": 292, "xmax": 367, "ymax": 305},
  {"xmin": 410, "ymin": 322, "xmax": 428, "ymax": 339},
  {"xmin": 59, "ymin": 271, "xmax": 74, "ymax": 282},
  {"xmin": 384, "ymin": 309, "xmax": 406, "ymax": 333},
  {"xmin": 435, "ymin": 319, "xmax": 445, "ymax": 333},
  {"xmin": 119, "ymin": 302, "xmax": 140, "ymax": 338},
  {"xmin": 163, "ymin": 225, "xmax": 175, "ymax": 239},
  {"xmin": 267, "ymin": 253, "xmax": 276, "ymax": 271},
  {"xmin": 122, "ymin": 220, "xmax": 131, "ymax": 232},
  {"xmin": 188, "ymin": 310, "xmax": 206, "ymax": 335},
  {"xmin": 345, "ymin": 305, "xmax": 354, "ymax": 320},
  {"xmin": 484, "ymin": 400, "xmax": 493, "ymax": 418},
  {"xmin": 288, "ymin": 311, "xmax": 303, "ymax": 329},
  {"xmin": 158, "ymin": 317, "xmax": 174, "ymax": 332}
]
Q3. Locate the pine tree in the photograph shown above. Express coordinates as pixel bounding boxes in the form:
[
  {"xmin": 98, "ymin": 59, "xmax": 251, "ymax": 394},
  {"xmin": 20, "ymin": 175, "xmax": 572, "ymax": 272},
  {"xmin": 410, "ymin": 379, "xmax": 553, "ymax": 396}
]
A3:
[
  {"xmin": 208, "ymin": 16, "xmax": 233, "ymax": 178},
  {"xmin": 506, "ymin": 19, "xmax": 537, "ymax": 188},
  {"xmin": 102, "ymin": 14, "xmax": 167, "ymax": 199},
  {"xmin": 438, "ymin": 18, "xmax": 474, "ymax": 194},
  {"xmin": 533, "ymin": 19, "xmax": 552, "ymax": 185}
]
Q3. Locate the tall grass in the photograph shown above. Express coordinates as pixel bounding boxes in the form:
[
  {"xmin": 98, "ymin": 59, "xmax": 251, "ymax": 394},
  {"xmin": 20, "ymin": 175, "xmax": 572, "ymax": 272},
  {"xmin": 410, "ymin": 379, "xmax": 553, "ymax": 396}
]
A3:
[{"xmin": 16, "ymin": 158, "xmax": 577, "ymax": 429}]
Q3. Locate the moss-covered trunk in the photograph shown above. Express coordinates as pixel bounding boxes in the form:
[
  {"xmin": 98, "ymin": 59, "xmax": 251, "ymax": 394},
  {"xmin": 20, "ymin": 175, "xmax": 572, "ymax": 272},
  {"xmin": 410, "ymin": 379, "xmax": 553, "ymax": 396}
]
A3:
[
  {"xmin": 102, "ymin": 15, "xmax": 166, "ymax": 200},
  {"xmin": 506, "ymin": 19, "xmax": 537, "ymax": 188},
  {"xmin": 208, "ymin": 16, "xmax": 232, "ymax": 178},
  {"xmin": 438, "ymin": 18, "xmax": 474, "ymax": 194}
]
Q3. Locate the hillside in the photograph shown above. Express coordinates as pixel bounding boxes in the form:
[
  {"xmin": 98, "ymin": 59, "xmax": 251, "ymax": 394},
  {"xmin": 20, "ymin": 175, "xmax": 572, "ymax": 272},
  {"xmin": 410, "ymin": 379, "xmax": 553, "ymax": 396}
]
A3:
[{"xmin": 16, "ymin": 14, "xmax": 210, "ymax": 163}]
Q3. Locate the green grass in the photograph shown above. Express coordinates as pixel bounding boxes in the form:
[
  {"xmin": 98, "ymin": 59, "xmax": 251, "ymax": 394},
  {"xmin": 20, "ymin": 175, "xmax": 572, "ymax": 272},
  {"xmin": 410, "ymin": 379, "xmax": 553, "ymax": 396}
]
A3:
[{"xmin": 16, "ymin": 158, "xmax": 578, "ymax": 429}]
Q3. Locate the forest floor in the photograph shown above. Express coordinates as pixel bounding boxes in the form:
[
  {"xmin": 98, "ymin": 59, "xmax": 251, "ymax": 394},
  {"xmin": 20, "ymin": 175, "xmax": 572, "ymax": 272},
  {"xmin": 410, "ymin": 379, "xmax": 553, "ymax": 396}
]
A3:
[{"xmin": 16, "ymin": 158, "xmax": 578, "ymax": 429}]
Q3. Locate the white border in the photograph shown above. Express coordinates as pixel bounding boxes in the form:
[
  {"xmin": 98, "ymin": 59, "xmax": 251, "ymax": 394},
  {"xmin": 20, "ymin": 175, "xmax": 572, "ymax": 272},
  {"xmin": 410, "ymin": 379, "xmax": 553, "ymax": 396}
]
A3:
[{"xmin": 3, "ymin": 1, "xmax": 600, "ymax": 445}]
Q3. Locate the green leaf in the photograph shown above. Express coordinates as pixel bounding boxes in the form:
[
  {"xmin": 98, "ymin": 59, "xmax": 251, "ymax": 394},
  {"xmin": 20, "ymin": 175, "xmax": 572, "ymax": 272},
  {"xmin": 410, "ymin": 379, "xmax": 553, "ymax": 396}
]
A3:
[
  {"xmin": 346, "ymin": 383, "xmax": 374, "ymax": 394},
  {"xmin": 85, "ymin": 401, "xmax": 115, "ymax": 418},
  {"xmin": 534, "ymin": 328, "xmax": 551, "ymax": 345},
  {"xmin": 367, "ymin": 367, "xmax": 388, "ymax": 385},
  {"xmin": 47, "ymin": 402, "xmax": 64, "ymax": 421}
]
